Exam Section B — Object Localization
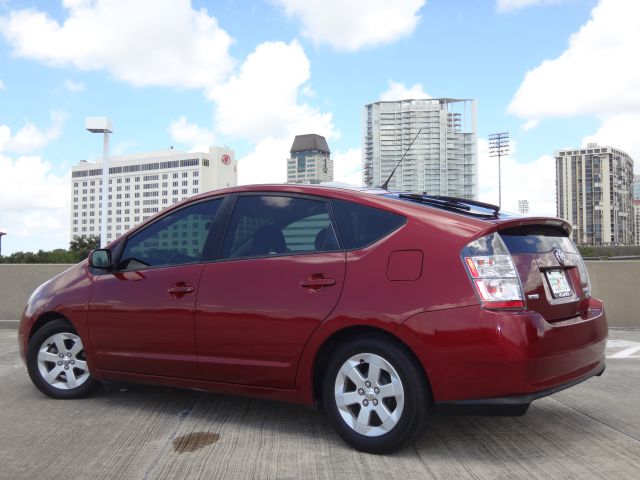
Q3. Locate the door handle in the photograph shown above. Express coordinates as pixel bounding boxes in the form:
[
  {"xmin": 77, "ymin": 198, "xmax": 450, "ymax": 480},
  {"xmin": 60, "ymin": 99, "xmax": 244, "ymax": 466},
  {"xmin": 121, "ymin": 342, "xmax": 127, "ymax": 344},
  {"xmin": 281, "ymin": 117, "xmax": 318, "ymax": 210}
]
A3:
[
  {"xmin": 300, "ymin": 276, "xmax": 336, "ymax": 291},
  {"xmin": 167, "ymin": 282, "xmax": 194, "ymax": 297}
]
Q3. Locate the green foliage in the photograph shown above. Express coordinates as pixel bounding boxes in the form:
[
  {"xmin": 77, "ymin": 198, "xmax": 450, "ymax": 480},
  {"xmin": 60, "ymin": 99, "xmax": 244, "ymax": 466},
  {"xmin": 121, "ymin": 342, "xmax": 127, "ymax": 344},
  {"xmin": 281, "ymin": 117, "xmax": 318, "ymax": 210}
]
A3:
[
  {"xmin": 577, "ymin": 245, "xmax": 595, "ymax": 258},
  {"xmin": 0, "ymin": 235, "xmax": 100, "ymax": 264},
  {"xmin": 577, "ymin": 245, "xmax": 640, "ymax": 259},
  {"xmin": 69, "ymin": 234, "xmax": 100, "ymax": 260}
]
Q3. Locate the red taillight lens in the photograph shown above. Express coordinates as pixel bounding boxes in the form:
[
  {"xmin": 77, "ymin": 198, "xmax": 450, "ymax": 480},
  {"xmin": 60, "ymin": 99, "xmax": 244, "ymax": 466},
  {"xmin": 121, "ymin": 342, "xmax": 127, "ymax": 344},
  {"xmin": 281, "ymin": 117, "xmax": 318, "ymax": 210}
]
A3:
[{"xmin": 462, "ymin": 234, "xmax": 524, "ymax": 310}]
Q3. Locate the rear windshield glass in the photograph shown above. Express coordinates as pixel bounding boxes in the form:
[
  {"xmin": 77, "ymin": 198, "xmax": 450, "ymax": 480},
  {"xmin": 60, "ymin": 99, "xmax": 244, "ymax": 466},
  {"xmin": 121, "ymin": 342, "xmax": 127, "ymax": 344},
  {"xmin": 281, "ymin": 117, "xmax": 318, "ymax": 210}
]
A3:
[
  {"xmin": 500, "ymin": 226, "xmax": 576, "ymax": 254},
  {"xmin": 331, "ymin": 199, "xmax": 405, "ymax": 249}
]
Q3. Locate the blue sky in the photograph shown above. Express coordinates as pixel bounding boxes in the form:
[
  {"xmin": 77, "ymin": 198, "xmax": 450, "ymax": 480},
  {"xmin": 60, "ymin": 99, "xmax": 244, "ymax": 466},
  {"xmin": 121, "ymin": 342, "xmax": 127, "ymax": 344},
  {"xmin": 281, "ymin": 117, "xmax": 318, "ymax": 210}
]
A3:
[{"xmin": 1, "ymin": 0, "xmax": 639, "ymax": 254}]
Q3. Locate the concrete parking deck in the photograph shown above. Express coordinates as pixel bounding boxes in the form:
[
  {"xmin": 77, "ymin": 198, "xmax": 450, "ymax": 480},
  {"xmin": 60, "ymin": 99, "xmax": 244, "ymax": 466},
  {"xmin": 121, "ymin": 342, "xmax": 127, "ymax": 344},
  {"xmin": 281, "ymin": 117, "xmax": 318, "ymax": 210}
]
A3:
[{"xmin": 1, "ymin": 329, "xmax": 639, "ymax": 479}]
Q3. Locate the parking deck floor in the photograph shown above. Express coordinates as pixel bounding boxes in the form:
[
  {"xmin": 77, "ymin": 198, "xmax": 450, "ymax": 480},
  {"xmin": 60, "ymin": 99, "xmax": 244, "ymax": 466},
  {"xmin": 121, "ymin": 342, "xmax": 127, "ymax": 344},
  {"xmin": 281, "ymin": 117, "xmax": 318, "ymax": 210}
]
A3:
[{"xmin": 1, "ymin": 328, "xmax": 639, "ymax": 479}]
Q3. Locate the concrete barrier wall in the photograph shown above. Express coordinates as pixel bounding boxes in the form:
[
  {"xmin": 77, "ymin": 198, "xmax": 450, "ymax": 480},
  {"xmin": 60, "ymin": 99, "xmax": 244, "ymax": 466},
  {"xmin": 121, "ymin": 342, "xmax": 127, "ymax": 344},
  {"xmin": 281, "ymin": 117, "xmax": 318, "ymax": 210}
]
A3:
[
  {"xmin": 586, "ymin": 261, "xmax": 638, "ymax": 329},
  {"xmin": 0, "ymin": 264, "xmax": 74, "ymax": 321},
  {"xmin": 0, "ymin": 262, "xmax": 637, "ymax": 327}
]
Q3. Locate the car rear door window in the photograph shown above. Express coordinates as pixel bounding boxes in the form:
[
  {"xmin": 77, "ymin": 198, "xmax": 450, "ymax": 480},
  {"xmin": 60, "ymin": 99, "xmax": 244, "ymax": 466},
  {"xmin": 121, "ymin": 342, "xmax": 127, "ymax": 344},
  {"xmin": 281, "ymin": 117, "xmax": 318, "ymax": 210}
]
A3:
[
  {"xmin": 220, "ymin": 195, "xmax": 338, "ymax": 259},
  {"xmin": 331, "ymin": 199, "xmax": 405, "ymax": 249},
  {"xmin": 119, "ymin": 198, "xmax": 222, "ymax": 269}
]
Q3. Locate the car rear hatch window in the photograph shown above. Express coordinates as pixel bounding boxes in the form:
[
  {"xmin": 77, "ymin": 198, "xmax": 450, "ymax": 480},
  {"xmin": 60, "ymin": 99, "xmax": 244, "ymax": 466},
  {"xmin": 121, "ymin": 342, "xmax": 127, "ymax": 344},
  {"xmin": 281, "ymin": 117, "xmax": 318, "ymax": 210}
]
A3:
[{"xmin": 499, "ymin": 225, "xmax": 591, "ymax": 322}]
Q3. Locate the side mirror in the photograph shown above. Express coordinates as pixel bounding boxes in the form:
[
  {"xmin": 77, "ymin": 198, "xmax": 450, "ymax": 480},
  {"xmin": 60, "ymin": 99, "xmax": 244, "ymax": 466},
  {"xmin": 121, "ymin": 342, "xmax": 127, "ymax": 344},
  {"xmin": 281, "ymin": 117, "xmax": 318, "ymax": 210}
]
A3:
[{"xmin": 89, "ymin": 249, "xmax": 112, "ymax": 269}]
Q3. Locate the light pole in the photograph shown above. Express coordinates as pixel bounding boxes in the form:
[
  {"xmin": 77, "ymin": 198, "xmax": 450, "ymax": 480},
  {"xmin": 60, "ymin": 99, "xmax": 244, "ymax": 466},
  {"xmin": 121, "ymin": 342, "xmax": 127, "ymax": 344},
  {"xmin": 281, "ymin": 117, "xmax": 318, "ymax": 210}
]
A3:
[
  {"xmin": 85, "ymin": 117, "xmax": 113, "ymax": 248},
  {"xmin": 0, "ymin": 231, "xmax": 6, "ymax": 257},
  {"xmin": 488, "ymin": 132, "xmax": 510, "ymax": 208}
]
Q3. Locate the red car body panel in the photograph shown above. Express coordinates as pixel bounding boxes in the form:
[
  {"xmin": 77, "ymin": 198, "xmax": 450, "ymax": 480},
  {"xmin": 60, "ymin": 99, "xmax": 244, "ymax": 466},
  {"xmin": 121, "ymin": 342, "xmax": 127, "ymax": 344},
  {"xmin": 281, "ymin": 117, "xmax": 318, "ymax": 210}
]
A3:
[
  {"xmin": 88, "ymin": 264, "xmax": 204, "ymax": 379},
  {"xmin": 195, "ymin": 252, "xmax": 347, "ymax": 388},
  {"xmin": 395, "ymin": 299, "xmax": 606, "ymax": 402},
  {"xmin": 18, "ymin": 184, "xmax": 608, "ymax": 408},
  {"xmin": 19, "ymin": 262, "xmax": 98, "ymax": 370}
]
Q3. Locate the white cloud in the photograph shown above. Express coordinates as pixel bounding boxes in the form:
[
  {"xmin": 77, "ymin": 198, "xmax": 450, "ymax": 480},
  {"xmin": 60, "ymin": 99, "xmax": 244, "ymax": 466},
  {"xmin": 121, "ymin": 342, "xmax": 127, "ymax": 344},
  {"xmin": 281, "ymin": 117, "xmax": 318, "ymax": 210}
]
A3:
[
  {"xmin": 301, "ymin": 84, "xmax": 316, "ymax": 98},
  {"xmin": 582, "ymin": 114, "xmax": 640, "ymax": 173},
  {"xmin": 333, "ymin": 148, "xmax": 362, "ymax": 186},
  {"xmin": 271, "ymin": 0, "xmax": 426, "ymax": 51},
  {"xmin": 218, "ymin": 41, "xmax": 338, "ymax": 186},
  {"xmin": 63, "ymin": 78, "xmax": 84, "ymax": 92},
  {"xmin": 0, "ymin": 111, "xmax": 67, "ymax": 153},
  {"xmin": 496, "ymin": 0, "xmax": 565, "ymax": 13},
  {"xmin": 379, "ymin": 80, "xmax": 431, "ymax": 101},
  {"xmin": 521, "ymin": 119, "xmax": 539, "ymax": 131},
  {"xmin": 237, "ymin": 136, "xmax": 289, "ymax": 185},
  {"xmin": 478, "ymin": 138, "xmax": 556, "ymax": 216},
  {"xmin": 0, "ymin": 153, "xmax": 70, "ymax": 253},
  {"xmin": 112, "ymin": 140, "xmax": 138, "ymax": 156},
  {"xmin": 209, "ymin": 40, "xmax": 336, "ymax": 143},
  {"xmin": 0, "ymin": 78, "xmax": 5, "ymax": 90},
  {"xmin": 508, "ymin": 0, "xmax": 640, "ymax": 119},
  {"xmin": 168, "ymin": 116, "xmax": 215, "ymax": 152},
  {"xmin": 0, "ymin": 0, "xmax": 235, "ymax": 89}
]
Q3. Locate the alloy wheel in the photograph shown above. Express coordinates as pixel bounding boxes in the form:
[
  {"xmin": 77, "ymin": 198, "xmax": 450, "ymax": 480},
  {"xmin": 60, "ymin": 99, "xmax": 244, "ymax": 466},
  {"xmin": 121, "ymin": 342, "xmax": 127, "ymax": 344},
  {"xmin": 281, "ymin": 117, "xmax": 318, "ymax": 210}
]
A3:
[
  {"xmin": 36, "ymin": 332, "xmax": 90, "ymax": 390},
  {"xmin": 333, "ymin": 352, "xmax": 405, "ymax": 437}
]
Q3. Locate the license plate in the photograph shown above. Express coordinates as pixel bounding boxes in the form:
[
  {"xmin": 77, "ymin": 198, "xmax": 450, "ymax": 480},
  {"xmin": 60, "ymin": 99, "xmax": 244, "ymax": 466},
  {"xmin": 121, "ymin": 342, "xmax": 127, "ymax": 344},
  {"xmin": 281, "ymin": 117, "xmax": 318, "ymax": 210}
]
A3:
[{"xmin": 546, "ymin": 270, "xmax": 573, "ymax": 298}]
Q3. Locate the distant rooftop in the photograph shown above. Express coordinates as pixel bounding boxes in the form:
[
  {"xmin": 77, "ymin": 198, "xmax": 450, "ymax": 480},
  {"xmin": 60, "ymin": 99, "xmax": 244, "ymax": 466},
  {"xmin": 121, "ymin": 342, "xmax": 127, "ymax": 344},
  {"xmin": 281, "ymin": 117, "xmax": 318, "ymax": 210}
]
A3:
[
  {"xmin": 555, "ymin": 144, "xmax": 632, "ymax": 159},
  {"xmin": 75, "ymin": 147, "xmax": 209, "ymax": 166},
  {"xmin": 366, "ymin": 97, "xmax": 473, "ymax": 106},
  {"xmin": 291, "ymin": 134, "xmax": 330, "ymax": 154}
]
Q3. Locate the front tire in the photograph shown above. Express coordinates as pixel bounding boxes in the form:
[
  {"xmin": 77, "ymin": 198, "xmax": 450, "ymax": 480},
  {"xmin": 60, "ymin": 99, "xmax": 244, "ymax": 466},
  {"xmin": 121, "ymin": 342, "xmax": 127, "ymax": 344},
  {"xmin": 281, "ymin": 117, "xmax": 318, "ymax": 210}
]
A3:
[
  {"xmin": 27, "ymin": 319, "xmax": 99, "ymax": 399},
  {"xmin": 322, "ymin": 335, "xmax": 432, "ymax": 453}
]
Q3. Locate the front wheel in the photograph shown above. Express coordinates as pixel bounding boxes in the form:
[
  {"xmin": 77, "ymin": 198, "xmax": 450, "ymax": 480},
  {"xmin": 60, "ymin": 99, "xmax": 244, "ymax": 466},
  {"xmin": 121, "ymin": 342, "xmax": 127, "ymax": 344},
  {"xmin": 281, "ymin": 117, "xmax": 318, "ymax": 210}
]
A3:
[
  {"xmin": 322, "ymin": 335, "xmax": 432, "ymax": 453},
  {"xmin": 26, "ymin": 319, "xmax": 99, "ymax": 399}
]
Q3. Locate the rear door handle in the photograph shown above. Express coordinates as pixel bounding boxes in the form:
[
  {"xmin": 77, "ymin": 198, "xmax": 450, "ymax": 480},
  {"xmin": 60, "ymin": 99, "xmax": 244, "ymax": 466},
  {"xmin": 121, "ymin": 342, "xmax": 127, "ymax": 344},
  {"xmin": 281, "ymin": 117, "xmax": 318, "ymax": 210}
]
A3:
[
  {"xmin": 168, "ymin": 282, "xmax": 194, "ymax": 297},
  {"xmin": 300, "ymin": 276, "xmax": 336, "ymax": 290}
]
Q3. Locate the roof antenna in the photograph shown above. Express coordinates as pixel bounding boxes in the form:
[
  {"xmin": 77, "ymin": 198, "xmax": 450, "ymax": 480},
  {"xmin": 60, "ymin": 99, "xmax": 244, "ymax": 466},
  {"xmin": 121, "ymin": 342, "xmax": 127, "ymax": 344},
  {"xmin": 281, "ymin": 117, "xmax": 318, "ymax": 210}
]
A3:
[{"xmin": 379, "ymin": 128, "xmax": 423, "ymax": 191}]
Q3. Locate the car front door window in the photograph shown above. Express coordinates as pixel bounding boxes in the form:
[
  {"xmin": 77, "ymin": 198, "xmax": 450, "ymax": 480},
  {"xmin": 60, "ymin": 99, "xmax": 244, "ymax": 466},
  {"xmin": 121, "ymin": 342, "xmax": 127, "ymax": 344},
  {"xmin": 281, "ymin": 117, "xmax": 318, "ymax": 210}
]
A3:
[{"xmin": 119, "ymin": 198, "xmax": 222, "ymax": 269}]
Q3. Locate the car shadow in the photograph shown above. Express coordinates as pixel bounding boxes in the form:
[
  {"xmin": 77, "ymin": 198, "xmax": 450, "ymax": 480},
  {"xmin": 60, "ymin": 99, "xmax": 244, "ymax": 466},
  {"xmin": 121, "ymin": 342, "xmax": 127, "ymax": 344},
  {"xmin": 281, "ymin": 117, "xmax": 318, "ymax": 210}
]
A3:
[{"xmin": 88, "ymin": 380, "xmax": 606, "ymax": 462}]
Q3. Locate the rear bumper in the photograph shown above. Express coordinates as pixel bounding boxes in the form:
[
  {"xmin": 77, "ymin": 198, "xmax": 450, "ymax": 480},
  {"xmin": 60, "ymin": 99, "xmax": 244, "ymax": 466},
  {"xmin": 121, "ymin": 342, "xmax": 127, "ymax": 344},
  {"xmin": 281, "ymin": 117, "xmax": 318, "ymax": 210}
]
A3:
[
  {"xmin": 396, "ymin": 297, "xmax": 608, "ymax": 403},
  {"xmin": 436, "ymin": 363, "xmax": 605, "ymax": 413}
]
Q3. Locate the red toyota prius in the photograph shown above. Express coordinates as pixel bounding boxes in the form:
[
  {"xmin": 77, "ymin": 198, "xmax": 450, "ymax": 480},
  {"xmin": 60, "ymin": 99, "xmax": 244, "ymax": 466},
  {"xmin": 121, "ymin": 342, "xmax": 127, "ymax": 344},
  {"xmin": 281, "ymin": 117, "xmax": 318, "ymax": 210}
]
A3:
[{"xmin": 18, "ymin": 184, "xmax": 607, "ymax": 453}]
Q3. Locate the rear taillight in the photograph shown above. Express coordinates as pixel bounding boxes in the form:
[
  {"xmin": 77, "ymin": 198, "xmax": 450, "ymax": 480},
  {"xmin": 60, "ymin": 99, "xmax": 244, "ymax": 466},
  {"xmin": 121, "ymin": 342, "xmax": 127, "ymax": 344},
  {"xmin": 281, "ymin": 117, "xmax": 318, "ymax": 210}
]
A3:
[{"xmin": 462, "ymin": 233, "xmax": 524, "ymax": 310}]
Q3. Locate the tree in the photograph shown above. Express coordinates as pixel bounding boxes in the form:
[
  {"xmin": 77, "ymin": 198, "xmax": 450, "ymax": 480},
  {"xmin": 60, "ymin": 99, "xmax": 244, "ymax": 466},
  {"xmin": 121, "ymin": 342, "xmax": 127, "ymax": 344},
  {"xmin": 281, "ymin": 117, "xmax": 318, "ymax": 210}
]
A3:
[
  {"xmin": 0, "ymin": 249, "xmax": 76, "ymax": 264},
  {"xmin": 69, "ymin": 235, "xmax": 100, "ymax": 261}
]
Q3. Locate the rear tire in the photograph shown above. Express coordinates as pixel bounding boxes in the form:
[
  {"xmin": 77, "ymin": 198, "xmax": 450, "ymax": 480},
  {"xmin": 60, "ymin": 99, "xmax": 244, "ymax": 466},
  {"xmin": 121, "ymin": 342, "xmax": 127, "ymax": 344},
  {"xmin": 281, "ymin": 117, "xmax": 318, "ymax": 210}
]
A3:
[
  {"xmin": 322, "ymin": 335, "xmax": 432, "ymax": 453},
  {"xmin": 27, "ymin": 319, "xmax": 99, "ymax": 399}
]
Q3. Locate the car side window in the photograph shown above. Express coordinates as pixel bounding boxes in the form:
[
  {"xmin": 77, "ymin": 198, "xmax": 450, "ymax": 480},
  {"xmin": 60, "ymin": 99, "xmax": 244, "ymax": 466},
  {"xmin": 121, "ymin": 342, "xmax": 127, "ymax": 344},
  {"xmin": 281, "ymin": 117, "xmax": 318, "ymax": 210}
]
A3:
[
  {"xmin": 221, "ymin": 195, "xmax": 338, "ymax": 259},
  {"xmin": 330, "ymin": 199, "xmax": 405, "ymax": 249},
  {"xmin": 119, "ymin": 198, "xmax": 222, "ymax": 269}
]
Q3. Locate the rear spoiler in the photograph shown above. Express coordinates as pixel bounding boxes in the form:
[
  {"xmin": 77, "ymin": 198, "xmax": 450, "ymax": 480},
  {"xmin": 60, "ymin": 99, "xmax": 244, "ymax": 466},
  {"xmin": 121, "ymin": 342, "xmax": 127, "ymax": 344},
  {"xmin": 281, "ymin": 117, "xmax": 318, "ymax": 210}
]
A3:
[{"xmin": 493, "ymin": 217, "xmax": 572, "ymax": 236}]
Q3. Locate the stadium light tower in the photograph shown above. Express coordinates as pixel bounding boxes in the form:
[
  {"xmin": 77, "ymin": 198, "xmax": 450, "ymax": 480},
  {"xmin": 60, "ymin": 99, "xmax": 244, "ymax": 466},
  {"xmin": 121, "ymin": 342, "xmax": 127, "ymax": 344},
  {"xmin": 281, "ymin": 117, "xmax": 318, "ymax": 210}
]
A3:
[
  {"xmin": 488, "ymin": 132, "xmax": 510, "ymax": 208},
  {"xmin": 85, "ymin": 117, "xmax": 113, "ymax": 248},
  {"xmin": 0, "ymin": 231, "xmax": 6, "ymax": 257},
  {"xmin": 518, "ymin": 199, "xmax": 529, "ymax": 215}
]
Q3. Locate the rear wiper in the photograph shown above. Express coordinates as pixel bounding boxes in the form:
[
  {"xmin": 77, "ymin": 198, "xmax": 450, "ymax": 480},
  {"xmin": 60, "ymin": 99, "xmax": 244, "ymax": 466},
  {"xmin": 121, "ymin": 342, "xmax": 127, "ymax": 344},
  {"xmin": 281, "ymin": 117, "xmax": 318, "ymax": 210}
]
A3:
[{"xmin": 397, "ymin": 194, "xmax": 500, "ymax": 217}]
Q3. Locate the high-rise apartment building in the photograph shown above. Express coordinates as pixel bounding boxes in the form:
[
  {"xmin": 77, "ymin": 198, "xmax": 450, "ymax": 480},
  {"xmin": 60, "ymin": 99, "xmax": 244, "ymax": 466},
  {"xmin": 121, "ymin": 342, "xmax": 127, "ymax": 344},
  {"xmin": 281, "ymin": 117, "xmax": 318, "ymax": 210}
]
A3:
[
  {"xmin": 555, "ymin": 143, "xmax": 634, "ymax": 246},
  {"xmin": 633, "ymin": 200, "xmax": 640, "ymax": 246},
  {"xmin": 363, "ymin": 98, "xmax": 477, "ymax": 198},
  {"xmin": 71, "ymin": 146, "xmax": 237, "ymax": 242},
  {"xmin": 634, "ymin": 176, "xmax": 640, "ymax": 245},
  {"xmin": 287, "ymin": 134, "xmax": 333, "ymax": 184}
]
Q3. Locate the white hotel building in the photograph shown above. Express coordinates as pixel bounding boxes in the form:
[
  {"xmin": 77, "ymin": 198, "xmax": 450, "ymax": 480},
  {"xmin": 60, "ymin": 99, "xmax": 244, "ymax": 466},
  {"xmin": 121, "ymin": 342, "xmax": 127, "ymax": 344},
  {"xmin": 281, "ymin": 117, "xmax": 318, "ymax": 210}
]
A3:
[{"xmin": 71, "ymin": 146, "xmax": 237, "ymax": 242}]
